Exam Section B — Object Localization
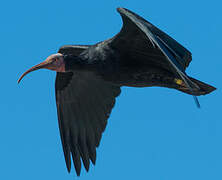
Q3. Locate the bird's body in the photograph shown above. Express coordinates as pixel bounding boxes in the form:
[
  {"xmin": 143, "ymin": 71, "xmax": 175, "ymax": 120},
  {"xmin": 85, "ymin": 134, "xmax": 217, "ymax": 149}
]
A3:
[
  {"xmin": 18, "ymin": 8, "xmax": 216, "ymax": 176},
  {"xmin": 58, "ymin": 39, "xmax": 212, "ymax": 95}
]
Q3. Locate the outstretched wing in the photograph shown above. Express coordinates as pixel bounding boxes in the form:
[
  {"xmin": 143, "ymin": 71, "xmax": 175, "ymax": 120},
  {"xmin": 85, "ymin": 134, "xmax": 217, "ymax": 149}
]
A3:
[
  {"xmin": 112, "ymin": 8, "xmax": 192, "ymax": 72},
  {"xmin": 55, "ymin": 71, "xmax": 121, "ymax": 176},
  {"xmin": 110, "ymin": 8, "xmax": 199, "ymax": 106},
  {"xmin": 56, "ymin": 45, "xmax": 121, "ymax": 175}
]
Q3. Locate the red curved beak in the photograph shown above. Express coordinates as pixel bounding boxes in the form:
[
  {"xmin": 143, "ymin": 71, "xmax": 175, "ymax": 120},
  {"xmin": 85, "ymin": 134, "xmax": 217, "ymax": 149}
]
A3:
[{"xmin": 18, "ymin": 61, "xmax": 50, "ymax": 84}]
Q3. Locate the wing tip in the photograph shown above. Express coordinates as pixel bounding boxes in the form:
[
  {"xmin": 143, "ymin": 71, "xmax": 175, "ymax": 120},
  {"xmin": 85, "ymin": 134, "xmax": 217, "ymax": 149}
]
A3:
[
  {"xmin": 116, "ymin": 7, "xmax": 122, "ymax": 12},
  {"xmin": 117, "ymin": 7, "xmax": 128, "ymax": 14},
  {"xmin": 75, "ymin": 165, "xmax": 81, "ymax": 176},
  {"xmin": 66, "ymin": 162, "xmax": 71, "ymax": 173}
]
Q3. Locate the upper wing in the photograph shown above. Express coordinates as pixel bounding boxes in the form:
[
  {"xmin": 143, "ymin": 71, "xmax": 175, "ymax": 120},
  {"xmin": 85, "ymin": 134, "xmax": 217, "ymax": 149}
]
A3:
[
  {"xmin": 111, "ymin": 8, "xmax": 192, "ymax": 72},
  {"xmin": 55, "ymin": 71, "xmax": 121, "ymax": 176},
  {"xmin": 110, "ymin": 8, "xmax": 199, "ymax": 106}
]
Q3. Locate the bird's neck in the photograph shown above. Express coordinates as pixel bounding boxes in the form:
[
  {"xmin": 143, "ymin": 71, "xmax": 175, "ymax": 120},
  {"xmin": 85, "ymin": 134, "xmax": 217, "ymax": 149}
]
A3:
[{"xmin": 64, "ymin": 55, "xmax": 87, "ymax": 71}]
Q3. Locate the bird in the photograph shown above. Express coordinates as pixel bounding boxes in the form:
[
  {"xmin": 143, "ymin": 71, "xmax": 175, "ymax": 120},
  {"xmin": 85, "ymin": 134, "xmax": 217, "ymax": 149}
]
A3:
[{"xmin": 18, "ymin": 7, "xmax": 216, "ymax": 176}]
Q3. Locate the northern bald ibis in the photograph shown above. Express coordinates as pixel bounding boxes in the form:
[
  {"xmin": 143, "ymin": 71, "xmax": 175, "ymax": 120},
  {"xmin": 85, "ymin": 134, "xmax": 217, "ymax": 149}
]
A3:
[{"xmin": 18, "ymin": 8, "xmax": 216, "ymax": 176}]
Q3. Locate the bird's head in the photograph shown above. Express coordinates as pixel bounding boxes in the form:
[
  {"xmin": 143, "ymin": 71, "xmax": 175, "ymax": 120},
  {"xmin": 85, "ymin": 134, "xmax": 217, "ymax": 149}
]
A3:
[{"xmin": 18, "ymin": 53, "xmax": 65, "ymax": 83}]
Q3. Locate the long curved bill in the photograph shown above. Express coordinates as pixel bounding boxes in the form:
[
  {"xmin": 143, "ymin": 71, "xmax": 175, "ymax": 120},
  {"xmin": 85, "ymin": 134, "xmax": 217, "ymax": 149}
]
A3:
[{"xmin": 18, "ymin": 61, "xmax": 50, "ymax": 83}]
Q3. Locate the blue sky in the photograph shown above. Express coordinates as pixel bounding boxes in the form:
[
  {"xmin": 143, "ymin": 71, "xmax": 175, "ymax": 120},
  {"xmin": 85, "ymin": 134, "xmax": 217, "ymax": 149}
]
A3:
[{"xmin": 1, "ymin": 0, "xmax": 221, "ymax": 179}]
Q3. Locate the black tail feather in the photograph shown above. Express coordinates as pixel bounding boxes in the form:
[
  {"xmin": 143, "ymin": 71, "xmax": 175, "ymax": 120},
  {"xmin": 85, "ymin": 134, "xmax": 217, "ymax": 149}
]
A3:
[{"xmin": 178, "ymin": 77, "xmax": 216, "ymax": 96}]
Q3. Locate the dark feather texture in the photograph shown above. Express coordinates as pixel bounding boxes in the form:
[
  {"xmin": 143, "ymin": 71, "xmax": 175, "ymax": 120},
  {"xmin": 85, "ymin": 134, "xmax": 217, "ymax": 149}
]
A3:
[
  {"xmin": 53, "ymin": 8, "xmax": 215, "ymax": 176},
  {"xmin": 55, "ymin": 70, "xmax": 121, "ymax": 175},
  {"xmin": 17, "ymin": 6, "xmax": 216, "ymax": 177}
]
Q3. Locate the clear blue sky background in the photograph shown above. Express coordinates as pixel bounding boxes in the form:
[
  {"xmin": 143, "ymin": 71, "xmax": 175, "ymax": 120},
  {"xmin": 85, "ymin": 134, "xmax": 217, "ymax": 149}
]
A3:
[{"xmin": 0, "ymin": 0, "xmax": 221, "ymax": 180}]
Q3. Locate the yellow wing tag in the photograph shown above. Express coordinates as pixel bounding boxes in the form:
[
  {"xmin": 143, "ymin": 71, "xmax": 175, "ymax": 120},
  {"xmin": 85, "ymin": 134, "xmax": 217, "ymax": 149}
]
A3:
[{"xmin": 174, "ymin": 79, "xmax": 183, "ymax": 85}]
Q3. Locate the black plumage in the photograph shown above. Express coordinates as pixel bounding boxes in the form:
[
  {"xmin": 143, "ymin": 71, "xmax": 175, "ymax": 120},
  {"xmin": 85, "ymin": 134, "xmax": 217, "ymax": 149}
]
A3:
[{"xmin": 18, "ymin": 8, "xmax": 216, "ymax": 176}]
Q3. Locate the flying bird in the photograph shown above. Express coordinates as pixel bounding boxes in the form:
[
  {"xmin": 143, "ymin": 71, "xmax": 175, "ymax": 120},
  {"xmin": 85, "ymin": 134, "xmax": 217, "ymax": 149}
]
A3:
[{"xmin": 18, "ymin": 8, "xmax": 216, "ymax": 176}]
